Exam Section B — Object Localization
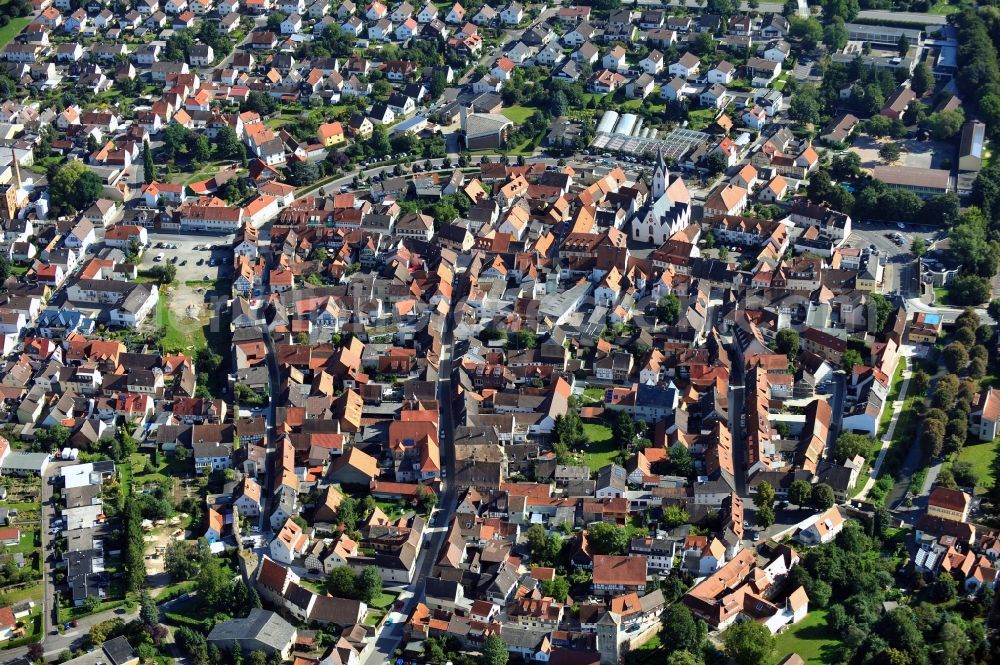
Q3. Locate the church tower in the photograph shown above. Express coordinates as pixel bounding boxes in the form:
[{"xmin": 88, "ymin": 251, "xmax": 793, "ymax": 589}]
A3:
[
  {"xmin": 596, "ymin": 610, "xmax": 622, "ymax": 665},
  {"xmin": 652, "ymin": 146, "xmax": 668, "ymax": 200}
]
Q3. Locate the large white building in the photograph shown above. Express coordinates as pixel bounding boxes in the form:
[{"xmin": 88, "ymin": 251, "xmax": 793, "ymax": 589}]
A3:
[{"xmin": 630, "ymin": 148, "xmax": 691, "ymax": 245}]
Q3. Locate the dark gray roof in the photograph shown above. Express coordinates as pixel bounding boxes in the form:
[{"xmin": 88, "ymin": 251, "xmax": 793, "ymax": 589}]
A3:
[{"xmin": 207, "ymin": 608, "xmax": 296, "ymax": 651}]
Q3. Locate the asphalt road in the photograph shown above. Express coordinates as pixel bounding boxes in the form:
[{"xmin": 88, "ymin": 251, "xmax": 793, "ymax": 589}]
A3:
[
  {"xmin": 4, "ymin": 607, "xmax": 140, "ymax": 664},
  {"xmin": 825, "ymin": 372, "xmax": 847, "ymax": 459},
  {"xmin": 857, "ymin": 9, "xmax": 948, "ymax": 24},
  {"xmin": 359, "ymin": 316, "xmax": 458, "ymax": 665},
  {"xmin": 727, "ymin": 358, "xmax": 748, "ymax": 497}
]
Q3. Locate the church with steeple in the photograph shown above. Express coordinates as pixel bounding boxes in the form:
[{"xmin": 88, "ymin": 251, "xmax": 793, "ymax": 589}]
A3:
[{"xmin": 630, "ymin": 147, "xmax": 691, "ymax": 245}]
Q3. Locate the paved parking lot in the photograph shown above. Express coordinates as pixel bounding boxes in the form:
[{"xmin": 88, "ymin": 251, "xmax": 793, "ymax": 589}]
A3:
[
  {"xmin": 845, "ymin": 221, "xmax": 946, "ymax": 296},
  {"xmin": 140, "ymin": 233, "xmax": 232, "ymax": 284},
  {"xmin": 851, "ymin": 136, "xmax": 955, "ymax": 170}
]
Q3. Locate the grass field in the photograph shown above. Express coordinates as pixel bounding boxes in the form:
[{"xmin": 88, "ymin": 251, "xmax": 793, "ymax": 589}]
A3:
[
  {"xmin": 771, "ymin": 610, "xmax": 839, "ymax": 664},
  {"xmin": 624, "ymin": 633, "xmax": 662, "ymax": 665},
  {"xmin": 581, "ymin": 387, "xmax": 605, "ymax": 404},
  {"xmin": 878, "ymin": 359, "xmax": 907, "ymax": 437},
  {"xmin": 621, "ymin": 98, "xmax": 666, "ymax": 113},
  {"xmin": 501, "ymin": 105, "xmax": 539, "ymax": 124},
  {"xmin": 170, "ymin": 160, "xmax": 237, "ymax": 186},
  {"xmin": 0, "ymin": 17, "xmax": 30, "ymax": 49},
  {"xmin": 369, "ymin": 591, "xmax": 398, "ymax": 610},
  {"xmin": 929, "ymin": 0, "xmax": 961, "ymax": 14},
  {"xmin": 156, "ymin": 290, "xmax": 207, "ymax": 353},
  {"xmin": 957, "ymin": 440, "xmax": 997, "ymax": 490},
  {"xmin": 688, "ymin": 108, "xmax": 717, "ymax": 130},
  {"xmin": 581, "ymin": 423, "xmax": 619, "ymax": 472}
]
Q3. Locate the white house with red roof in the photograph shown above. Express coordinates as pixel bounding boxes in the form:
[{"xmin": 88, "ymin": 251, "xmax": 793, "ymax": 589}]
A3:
[{"xmin": 270, "ymin": 518, "xmax": 310, "ymax": 564}]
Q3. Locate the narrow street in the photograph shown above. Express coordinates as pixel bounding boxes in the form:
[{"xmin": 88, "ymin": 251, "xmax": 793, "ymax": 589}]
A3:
[
  {"xmin": 359, "ymin": 299, "xmax": 458, "ymax": 665},
  {"xmin": 856, "ymin": 353, "xmax": 916, "ymax": 501}
]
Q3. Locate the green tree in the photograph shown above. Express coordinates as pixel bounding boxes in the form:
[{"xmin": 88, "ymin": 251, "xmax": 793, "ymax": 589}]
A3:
[
  {"xmin": 525, "ymin": 524, "xmax": 549, "ymax": 561},
  {"xmin": 823, "ymin": 17, "xmax": 849, "ymax": 50},
  {"xmin": 541, "ymin": 576, "xmax": 570, "ymax": 602},
  {"xmin": 482, "ymin": 634, "xmax": 508, "ymax": 665},
  {"xmin": 988, "ymin": 299, "xmax": 1000, "ymax": 323},
  {"xmin": 327, "ymin": 566, "xmax": 357, "ymax": 597},
  {"xmin": 656, "ymin": 294, "xmax": 681, "ymax": 324},
  {"xmin": 927, "ymin": 109, "xmax": 965, "ymax": 140},
  {"xmin": 663, "ymin": 505, "xmax": 690, "ymax": 528},
  {"xmin": 215, "ymin": 127, "xmax": 242, "ymax": 160},
  {"xmin": 124, "ymin": 501, "xmax": 145, "ymax": 592},
  {"xmin": 587, "ymin": 521, "xmax": 628, "ymax": 555},
  {"xmin": 667, "ymin": 442, "xmax": 694, "ymax": 478},
  {"xmin": 756, "ymin": 504, "xmax": 775, "ymax": 528},
  {"xmin": 910, "ymin": 237, "xmax": 927, "ymax": 257},
  {"xmin": 611, "ymin": 410, "xmax": 635, "ymax": 447},
  {"xmin": 660, "ymin": 604, "xmax": 706, "ymax": 655},
  {"xmin": 287, "ymin": 160, "xmax": 319, "ymax": 186},
  {"xmin": 790, "ymin": 17, "xmax": 823, "ymax": 50},
  {"xmin": 666, "ymin": 651, "xmax": 701, "ymax": 665},
  {"xmin": 950, "ymin": 208, "xmax": 998, "ymax": 277},
  {"xmin": 756, "ymin": 480, "xmax": 775, "ymax": 510},
  {"xmin": 897, "ymin": 33, "xmax": 910, "ymax": 56},
  {"xmin": 911, "ymin": 61, "xmax": 933, "ymax": 96},
  {"xmin": 835, "ymin": 432, "xmax": 873, "ymax": 463},
  {"xmin": 195, "ymin": 555, "xmax": 233, "ymax": 607},
  {"xmin": 705, "ymin": 151, "xmax": 728, "ymax": 176},
  {"xmin": 788, "ymin": 479, "xmax": 813, "ymax": 506},
  {"xmin": 49, "ymin": 160, "xmax": 104, "ymax": 215},
  {"xmin": 775, "ymin": 329, "xmax": 800, "ymax": 359},
  {"xmin": 554, "ymin": 410, "xmax": 585, "ymax": 448},
  {"xmin": 942, "ymin": 342, "xmax": 969, "ymax": 373},
  {"xmin": 511, "ymin": 330, "xmax": 537, "ymax": 349},
  {"xmin": 879, "ymin": 143, "xmax": 901, "ymax": 164},
  {"xmin": 164, "ymin": 539, "xmax": 203, "ymax": 581},
  {"xmin": 193, "ymin": 134, "xmax": 212, "ymax": 162},
  {"xmin": 949, "ymin": 275, "xmax": 992, "ymax": 306},
  {"xmin": 811, "ymin": 483, "xmax": 835, "ymax": 509},
  {"xmin": 723, "ymin": 619, "xmax": 776, "ymax": 665},
  {"xmin": 831, "ymin": 152, "xmax": 863, "ymax": 181},
  {"xmin": 841, "ymin": 349, "xmax": 863, "ymax": 373},
  {"xmin": 143, "ymin": 140, "xmax": 156, "ymax": 184},
  {"xmin": 139, "ymin": 590, "xmax": 159, "ymax": 625},
  {"xmin": 789, "ymin": 91, "xmax": 821, "ymax": 125},
  {"xmin": 868, "ymin": 292, "xmax": 892, "ymax": 332},
  {"xmin": 357, "ymin": 565, "xmax": 383, "ymax": 604}
]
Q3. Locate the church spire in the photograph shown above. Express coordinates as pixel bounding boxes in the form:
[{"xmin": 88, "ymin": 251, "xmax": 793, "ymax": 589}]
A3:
[{"xmin": 652, "ymin": 146, "xmax": 668, "ymax": 200}]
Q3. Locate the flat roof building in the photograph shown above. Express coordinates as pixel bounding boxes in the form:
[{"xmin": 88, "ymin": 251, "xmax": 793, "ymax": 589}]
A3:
[
  {"xmin": 871, "ymin": 165, "xmax": 951, "ymax": 198},
  {"xmin": 959, "ymin": 121, "xmax": 985, "ymax": 173}
]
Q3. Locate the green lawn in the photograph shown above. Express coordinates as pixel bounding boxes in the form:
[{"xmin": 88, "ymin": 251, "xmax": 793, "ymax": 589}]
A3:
[
  {"xmin": 581, "ymin": 387, "xmax": 605, "ymax": 404},
  {"xmin": 878, "ymin": 359, "xmax": 907, "ymax": 437},
  {"xmin": 580, "ymin": 424, "xmax": 619, "ymax": 472},
  {"xmin": 688, "ymin": 108, "xmax": 717, "ymax": 130},
  {"xmin": 621, "ymin": 98, "xmax": 666, "ymax": 113},
  {"xmin": 1, "ymin": 582, "xmax": 43, "ymax": 603},
  {"xmin": 0, "ymin": 17, "xmax": 30, "ymax": 49},
  {"xmin": 624, "ymin": 632, "xmax": 662, "ymax": 665},
  {"xmin": 501, "ymin": 105, "xmax": 539, "ymax": 124},
  {"xmin": 957, "ymin": 440, "xmax": 997, "ymax": 490},
  {"xmin": 929, "ymin": 0, "xmax": 961, "ymax": 14},
  {"xmin": 363, "ymin": 609, "xmax": 385, "ymax": 626},
  {"xmin": 369, "ymin": 591, "xmax": 397, "ymax": 610},
  {"xmin": 7, "ymin": 529, "xmax": 38, "ymax": 556},
  {"xmin": 156, "ymin": 290, "xmax": 207, "ymax": 353},
  {"xmin": 933, "ymin": 286, "xmax": 951, "ymax": 305},
  {"xmin": 771, "ymin": 610, "xmax": 839, "ymax": 664}
]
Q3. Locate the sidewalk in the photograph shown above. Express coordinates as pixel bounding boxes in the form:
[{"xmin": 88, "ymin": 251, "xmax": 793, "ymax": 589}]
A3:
[{"xmin": 856, "ymin": 369, "xmax": 912, "ymax": 501}]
